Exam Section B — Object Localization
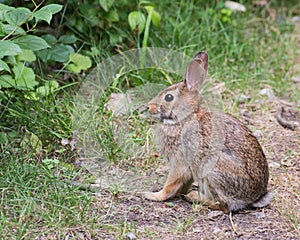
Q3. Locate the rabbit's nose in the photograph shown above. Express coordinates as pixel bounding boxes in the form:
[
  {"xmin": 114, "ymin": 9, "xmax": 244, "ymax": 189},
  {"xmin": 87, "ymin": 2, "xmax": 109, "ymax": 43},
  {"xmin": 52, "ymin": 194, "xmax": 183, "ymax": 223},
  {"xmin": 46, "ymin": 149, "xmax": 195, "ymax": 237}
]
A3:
[{"xmin": 148, "ymin": 103, "xmax": 158, "ymax": 114}]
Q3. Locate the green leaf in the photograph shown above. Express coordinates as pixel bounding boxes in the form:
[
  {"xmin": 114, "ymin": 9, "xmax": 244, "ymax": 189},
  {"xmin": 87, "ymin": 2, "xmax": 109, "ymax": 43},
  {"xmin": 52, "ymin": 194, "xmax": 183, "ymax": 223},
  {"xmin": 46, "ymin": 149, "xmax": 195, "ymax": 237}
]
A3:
[
  {"xmin": 144, "ymin": 6, "xmax": 154, "ymax": 14},
  {"xmin": 0, "ymin": 40, "xmax": 22, "ymax": 58},
  {"xmin": 41, "ymin": 34, "xmax": 57, "ymax": 45},
  {"xmin": 33, "ymin": 4, "xmax": 62, "ymax": 24},
  {"xmin": 58, "ymin": 34, "xmax": 77, "ymax": 44},
  {"xmin": 0, "ymin": 132, "xmax": 8, "ymax": 144},
  {"xmin": 0, "ymin": 22, "xmax": 26, "ymax": 36},
  {"xmin": 109, "ymin": 33, "xmax": 122, "ymax": 45},
  {"xmin": 12, "ymin": 62, "xmax": 38, "ymax": 90},
  {"xmin": 50, "ymin": 44, "xmax": 74, "ymax": 62},
  {"xmin": 24, "ymin": 91, "xmax": 39, "ymax": 100},
  {"xmin": 65, "ymin": 63, "xmax": 81, "ymax": 73},
  {"xmin": 128, "ymin": 11, "xmax": 146, "ymax": 34},
  {"xmin": 139, "ymin": 1, "xmax": 155, "ymax": 7},
  {"xmin": 12, "ymin": 35, "xmax": 50, "ymax": 51},
  {"xmin": 36, "ymin": 44, "xmax": 74, "ymax": 63},
  {"xmin": 20, "ymin": 130, "xmax": 42, "ymax": 153},
  {"xmin": 33, "ymin": 7, "xmax": 52, "ymax": 24},
  {"xmin": 66, "ymin": 53, "xmax": 92, "ymax": 73},
  {"xmin": 43, "ymin": 4, "xmax": 63, "ymax": 15},
  {"xmin": 151, "ymin": 10, "xmax": 161, "ymax": 27},
  {"xmin": 99, "ymin": 0, "xmax": 115, "ymax": 12},
  {"xmin": 0, "ymin": 59, "xmax": 10, "ymax": 72},
  {"xmin": 0, "ymin": 4, "xmax": 14, "ymax": 22},
  {"xmin": 106, "ymin": 10, "xmax": 119, "ymax": 22},
  {"xmin": 36, "ymin": 80, "xmax": 59, "ymax": 96},
  {"xmin": 0, "ymin": 74, "xmax": 14, "ymax": 88},
  {"xmin": 5, "ymin": 55, "xmax": 16, "ymax": 65},
  {"xmin": 0, "ymin": 3, "xmax": 14, "ymax": 11},
  {"xmin": 79, "ymin": 4, "xmax": 99, "ymax": 26},
  {"xmin": 17, "ymin": 49, "xmax": 36, "ymax": 62},
  {"xmin": 4, "ymin": 7, "xmax": 31, "ymax": 26}
]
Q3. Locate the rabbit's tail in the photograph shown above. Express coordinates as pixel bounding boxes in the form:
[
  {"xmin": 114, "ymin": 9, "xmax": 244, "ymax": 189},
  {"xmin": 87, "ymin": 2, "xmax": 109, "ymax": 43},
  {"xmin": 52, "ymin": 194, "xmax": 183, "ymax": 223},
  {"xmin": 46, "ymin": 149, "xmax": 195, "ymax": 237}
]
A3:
[{"xmin": 251, "ymin": 191, "xmax": 273, "ymax": 208}]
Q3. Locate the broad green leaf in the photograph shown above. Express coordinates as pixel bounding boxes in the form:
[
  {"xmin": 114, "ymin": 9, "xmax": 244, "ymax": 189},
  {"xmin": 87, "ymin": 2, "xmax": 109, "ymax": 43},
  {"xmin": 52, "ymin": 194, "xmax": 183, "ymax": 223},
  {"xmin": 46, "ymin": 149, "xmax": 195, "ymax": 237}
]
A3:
[
  {"xmin": 79, "ymin": 4, "xmax": 99, "ymax": 26},
  {"xmin": 45, "ymin": 80, "xmax": 59, "ymax": 89},
  {"xmin": 99, "ymin": 0, "xmax": 114, "ymax": 12},
  {"xmin": 12, "ymin": 62, "xmax": 38, "ymax": 90},
  {"xmin": 0, "ymin": 74, "xmax": 14, "ymax": 88},
  {"xmin": 20, "ymin": 130, "xmax": 42, "ymax": 152},
  {"xmin": 24, "ymin": 91, "xmax": 39, "ymax": 100},
  {"xmin": 0, "ymin": 59, "xmax": 10, "ymax": 72},
  {"xmin": 5, "ymin": 55, "xmax": 16, "ymax": 65},
  {"xmin": 139, "ymin": 1, "xmax": 155, "ymax": 7},
  {"xmin": 66, "ymin": 63, "xmax": 81, "ymax": 73},
  {"xmin": 33, "ymin": 4, "xmax": 62, "ymax": 24},
  {"xmin": 12, "ymin": 35, "xmax": 50, "ymax": 51},
  {"xmin": 151, "ymin": 10, "xmax": 161, "ymax": 27},
  {"xmin": 0, "ymin": 4, "xmax": 14, "ymax": 22},
  {"xmin": 0, "ymin": 132, "xmax": 8, "ymax": 144},
  {"xmin": 43, "ymin": 4, "xmax": 63, "ymax": 15},
  {"xmin": 17, "ymin": 49, "xmax": 36, "ymax": 62},
  {"xmin": 50, "ymin": 44, "xmax": 74, "ymax": 62},
  {"xmin": 5, "ymin": 7, "xmax": 31, "ymax": 26},
  {"xmin": 0, "ymin": 40, "xmax": 22, "ymax": 58},
  {"xmin": 0, "ymin": 4, "xmax": 14, "ymax": 11},
  {"xmin": 36, "ymin": 44, "xmax": 73, "ymax": 63},
  {"xmin": 144, "ymin": 6, "xmax": 154, "ymax": 14},
  {"xmin": 33, "ymin": 7, "xmax": 52, "ymax": 24},
  {"xmin": 36, "ymin": 80, "xmax": 59, "ymax": 96},
  {"xmin": 109, "ymin": 33, "xmax": 122, "ymax": 45},
  {"xmin": 66, "ymin": 53, "xmax": 92, "ymax": 73},
  {"xmin": 0, "ymin": 23, "xmax": 26, "ymax": 36},
  {"xmin": 128, "ymin": 11, "xmax": 146, "ymax": 34},
  {"xmin": 106, "ymin": 10, "xmax": 119, "ymax": 22},
  {"xmin": 58, "ymin": 34, "xmax": 77, "ymax": 44},
  {"xmin": 41, "ymin": 34, "xmax": 57, "ymax": 44}
]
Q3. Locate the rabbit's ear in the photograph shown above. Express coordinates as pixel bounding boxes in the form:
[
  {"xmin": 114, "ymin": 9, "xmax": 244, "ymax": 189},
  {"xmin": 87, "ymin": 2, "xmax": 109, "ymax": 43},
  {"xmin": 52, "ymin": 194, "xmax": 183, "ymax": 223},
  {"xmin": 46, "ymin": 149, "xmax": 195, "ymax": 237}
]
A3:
[{"xmin": 185, "ymin": 52, "xmax": 208, "ymax": 90}]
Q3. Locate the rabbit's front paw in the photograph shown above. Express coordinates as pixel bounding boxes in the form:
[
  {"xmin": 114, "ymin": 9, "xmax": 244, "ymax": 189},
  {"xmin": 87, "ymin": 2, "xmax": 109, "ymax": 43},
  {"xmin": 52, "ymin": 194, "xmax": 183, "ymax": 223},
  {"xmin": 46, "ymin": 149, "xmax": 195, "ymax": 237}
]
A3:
[{"xmin": 143, "ymin": 191, "xmax": 165, "ymax": 201}]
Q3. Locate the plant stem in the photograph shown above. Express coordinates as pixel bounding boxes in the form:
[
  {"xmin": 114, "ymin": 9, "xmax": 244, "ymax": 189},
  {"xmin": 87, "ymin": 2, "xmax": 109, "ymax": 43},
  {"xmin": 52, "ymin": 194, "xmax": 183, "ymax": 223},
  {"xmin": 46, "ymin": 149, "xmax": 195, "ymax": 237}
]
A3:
[{"xmin": 140, "ymin": 9, "xmax": 152, "ymax": 68}]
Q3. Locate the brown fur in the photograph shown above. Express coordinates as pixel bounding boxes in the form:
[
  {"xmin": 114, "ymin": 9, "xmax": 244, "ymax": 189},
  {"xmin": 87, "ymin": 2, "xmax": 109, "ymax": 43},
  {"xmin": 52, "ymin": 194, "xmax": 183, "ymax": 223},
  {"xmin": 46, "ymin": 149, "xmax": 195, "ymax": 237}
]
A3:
[{"xmin": 144, "ymin": 52, "xmax": 271, "ymax": 213}]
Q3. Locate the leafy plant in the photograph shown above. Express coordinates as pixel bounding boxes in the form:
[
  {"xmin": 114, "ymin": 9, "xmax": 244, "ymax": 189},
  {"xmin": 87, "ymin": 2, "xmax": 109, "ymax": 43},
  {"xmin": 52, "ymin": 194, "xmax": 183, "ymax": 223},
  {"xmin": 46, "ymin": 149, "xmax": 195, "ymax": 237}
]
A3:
[
  {"xmin": 128, "ymin": 1, "xmax": 161, "ymax": 67},
  {"xmin": 0, "ymin": 3, "xmax": 62, "ymax": 97}
]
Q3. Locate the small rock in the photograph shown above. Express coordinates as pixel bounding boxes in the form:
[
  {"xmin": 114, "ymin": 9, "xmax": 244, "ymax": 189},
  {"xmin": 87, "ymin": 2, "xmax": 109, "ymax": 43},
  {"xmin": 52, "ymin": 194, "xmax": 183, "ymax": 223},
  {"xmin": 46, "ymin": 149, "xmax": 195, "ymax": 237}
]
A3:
[
  {"xmin": 235, "ymin": 94, "xmax": 251, "ymax": 104},
  {"xmin": 253, "ymin": 130, "xmax": 263, "ymax": 138},
  {"xmin": 193, "ymin": 227, "xmax": 202, "ymax": 233},
  {"xmin": 259, "ymin": 88, "xmax": 275, "ymax": 99},
  {"xmin": 241, "ymin": 109, "xmax": 251, "ymax": 118},
  {"xmin": 292, "ymin": 75, "xmax": 300, "ymax": 83},
  {"xmin": 125, "ymin": 232, "xmax": 136, "ymax": 240},
  {"xmin": 291, "ymin": 16, "xmax": 300, "ymax": 22},
  {"xmin": 213, "ymin": 226, "xmax": 222, "ymax": 233},
  {"xmin": 269, "ymin": 161, "xmax": 281, "ymax": 168},
  {"xmin": 208, "ymin": 210, "xmax": 224, "ymax": 219},
  {"xmin": 252, "ymin": 211, "xmax": 266, "ymax": 219},
  {"xmin": 225, "ymin": 1, "xmax": 246, "ymax": 12}
]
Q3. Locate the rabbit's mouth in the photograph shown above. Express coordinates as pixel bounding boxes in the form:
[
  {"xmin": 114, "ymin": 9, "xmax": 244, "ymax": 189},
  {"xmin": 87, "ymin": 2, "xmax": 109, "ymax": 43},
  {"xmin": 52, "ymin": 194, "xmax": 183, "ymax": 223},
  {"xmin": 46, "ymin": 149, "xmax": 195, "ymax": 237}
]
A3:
[{"xmin": 160, "ymin": 113, "xmax": 178, "ymax": 125}]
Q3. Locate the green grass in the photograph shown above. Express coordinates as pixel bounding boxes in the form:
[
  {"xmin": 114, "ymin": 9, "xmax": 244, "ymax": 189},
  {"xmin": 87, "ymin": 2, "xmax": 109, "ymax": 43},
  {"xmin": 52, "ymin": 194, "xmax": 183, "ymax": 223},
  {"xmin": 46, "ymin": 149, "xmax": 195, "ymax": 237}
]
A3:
[
  {"xmin": 0, "ymin": 150, "xmax": 94, "ymax": 239},
  {"xmin": 1, "ymin": 0, "xmax": 300, "ymax": 238}
]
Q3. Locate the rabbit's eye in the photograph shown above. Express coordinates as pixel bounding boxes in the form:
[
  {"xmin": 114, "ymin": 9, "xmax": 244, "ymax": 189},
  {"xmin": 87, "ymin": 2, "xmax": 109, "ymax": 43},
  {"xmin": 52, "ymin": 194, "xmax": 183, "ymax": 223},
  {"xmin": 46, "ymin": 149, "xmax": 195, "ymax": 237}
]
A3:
[{"xmin": 165, "ymin": 94, "xmax": 174, "ymax": 102}]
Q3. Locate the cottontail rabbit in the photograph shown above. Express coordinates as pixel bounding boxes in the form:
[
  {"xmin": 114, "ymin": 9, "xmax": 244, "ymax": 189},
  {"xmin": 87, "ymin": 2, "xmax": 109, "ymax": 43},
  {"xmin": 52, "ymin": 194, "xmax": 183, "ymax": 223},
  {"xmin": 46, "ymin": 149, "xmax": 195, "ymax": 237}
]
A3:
[{"xmin": 145, "ymin": 52, "xmax": 272, "ymax": 213}]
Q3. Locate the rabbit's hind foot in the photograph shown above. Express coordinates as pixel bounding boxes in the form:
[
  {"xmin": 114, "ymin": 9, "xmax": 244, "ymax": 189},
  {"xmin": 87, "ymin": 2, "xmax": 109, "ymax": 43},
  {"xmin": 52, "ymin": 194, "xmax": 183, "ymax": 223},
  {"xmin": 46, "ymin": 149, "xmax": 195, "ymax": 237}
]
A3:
[{"xmin": 185, "ymin": 190, "xmax": 229, "ymax": 213}]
